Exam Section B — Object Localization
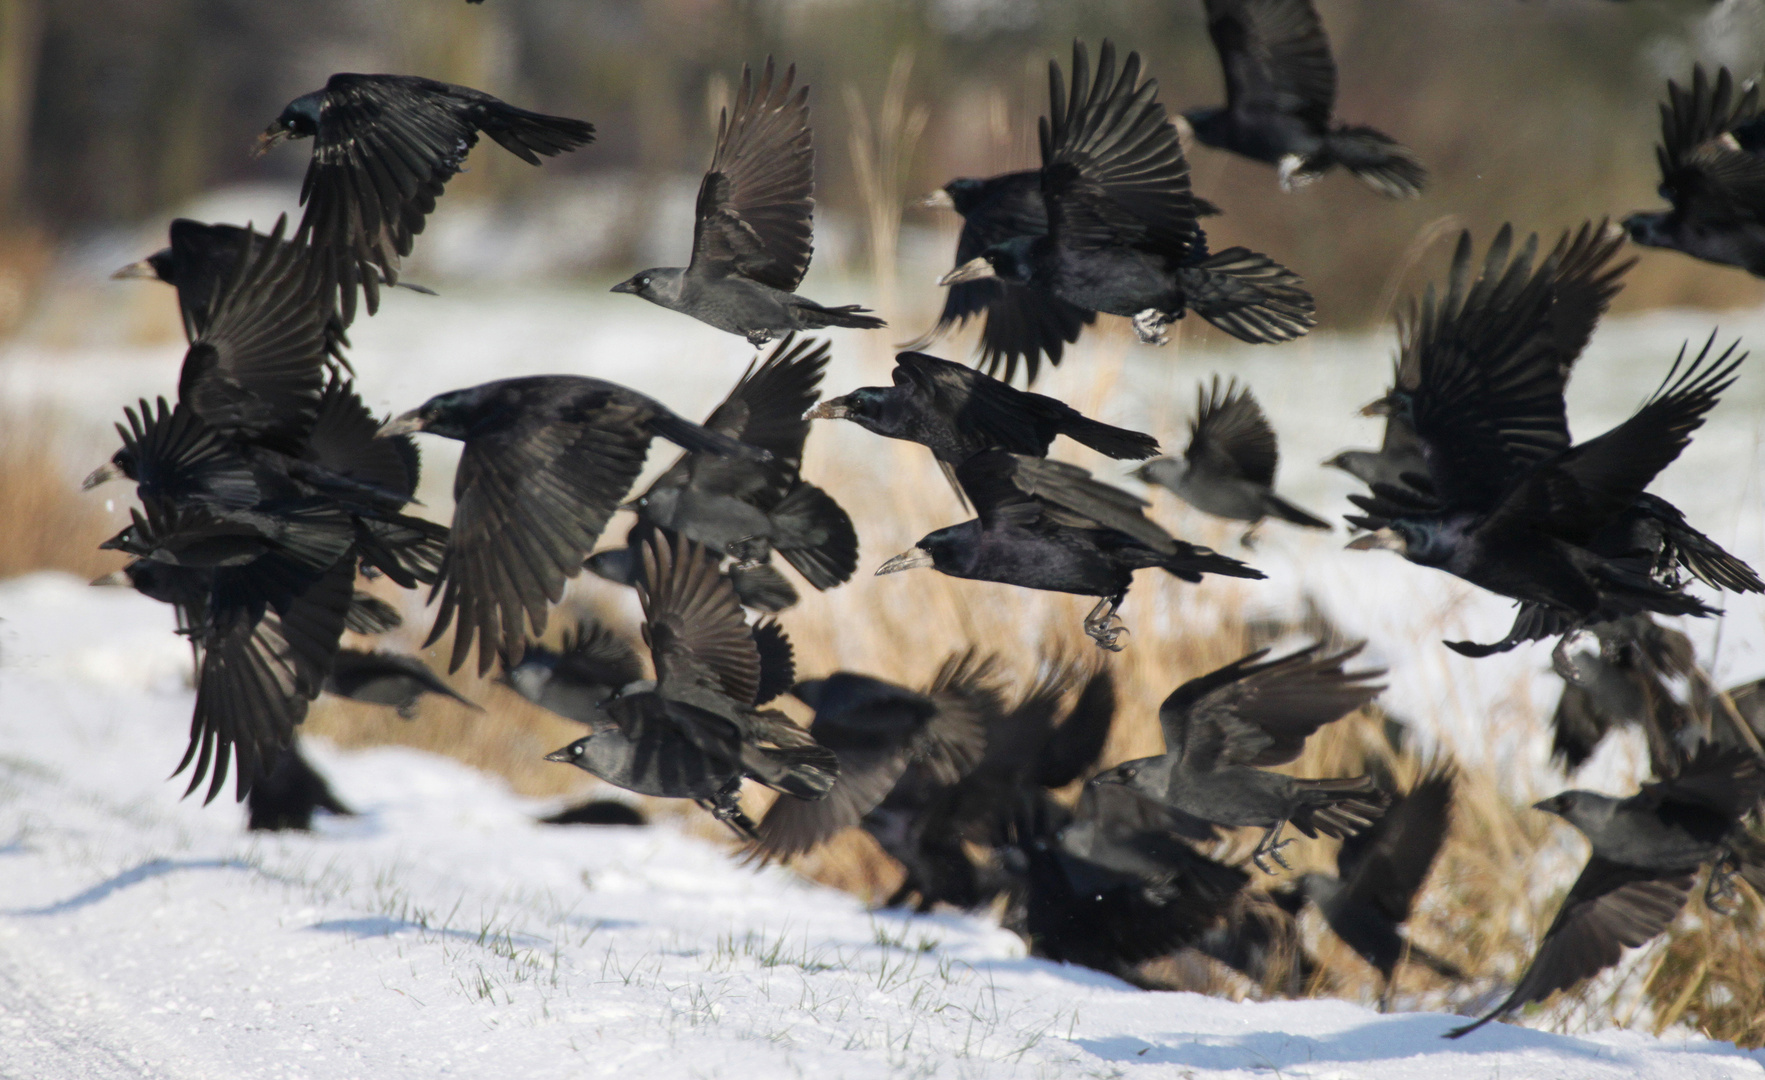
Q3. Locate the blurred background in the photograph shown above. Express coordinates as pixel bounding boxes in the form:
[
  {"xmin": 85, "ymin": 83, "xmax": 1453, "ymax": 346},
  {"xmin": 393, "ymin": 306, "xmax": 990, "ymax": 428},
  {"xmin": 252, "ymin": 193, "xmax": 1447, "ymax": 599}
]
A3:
[{"xmin": 5, "ymin": 0, "xmax": 1765, "ymax": 1038}]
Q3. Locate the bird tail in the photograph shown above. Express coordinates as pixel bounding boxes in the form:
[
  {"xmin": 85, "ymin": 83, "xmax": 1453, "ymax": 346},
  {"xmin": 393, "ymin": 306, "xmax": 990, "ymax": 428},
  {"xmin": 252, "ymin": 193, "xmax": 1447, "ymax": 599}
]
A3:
[
  {"xmin": 728, "ymin": 560, "xmax": 799, "ymax": 612},
  {"xmin": 1177, "ymin": 248, "xmax": 1316, "ymax": 345},
  {"xmin": 1056, "ymin": 413, "xmax": 1160, "ymax": 461},
  {"xmin": 1324, "ymin": 125, "xmax": 1427, "ymax": 199},
  {"xmin": 1159, "ymin": 540, "xmax": 1267, "ymax": 583},
  {"xmin": 345, "ymin": 591, "xmax": 403, "ymax": 635},
  {"xmin": 1288, "ymin": 776, "xmax": 1391, "ymax": 840},
  {"xmin": 1264, "ymin": 492, "xmax": 1331, "ymax": 530},
  {"xmin": 789, "ymin": 298, "xmax": 887, "ymax": 331},
  {"xmin": 1405, "ymin": 941, "xmax": 1468, "ymax": 982},
  {"xmin": 770, "ymin": 482, "xmax": 859, "ymax": 590},
  {"xmin": 748, "ymin": 742, "xmax": 839, "ymax": 801},
  {"xmin": 477, "ymin": 104, "xmax": 596, "ymax": 164},
  {"xmin": 647, "ymin": 409, "xmax": 771, "ymax": 462},
  {"xmin": 355, "ymin": 513, "xmax": 450, "ymax": 588}
]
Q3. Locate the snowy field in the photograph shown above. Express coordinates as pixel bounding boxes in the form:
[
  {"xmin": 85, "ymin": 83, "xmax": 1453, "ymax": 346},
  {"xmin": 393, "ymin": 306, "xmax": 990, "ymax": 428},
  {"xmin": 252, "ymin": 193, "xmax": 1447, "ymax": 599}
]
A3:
[{"xmin": 5, "ymin": 210, "xmax": 1765, "ymax": 1074}]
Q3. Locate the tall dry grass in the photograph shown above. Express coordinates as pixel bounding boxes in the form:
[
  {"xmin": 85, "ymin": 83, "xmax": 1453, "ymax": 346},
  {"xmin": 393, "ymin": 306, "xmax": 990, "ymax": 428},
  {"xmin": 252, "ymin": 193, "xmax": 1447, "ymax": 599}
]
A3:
[{"xmin": 0, "ymin": 410, "xmax": 127, "ymax": 580}]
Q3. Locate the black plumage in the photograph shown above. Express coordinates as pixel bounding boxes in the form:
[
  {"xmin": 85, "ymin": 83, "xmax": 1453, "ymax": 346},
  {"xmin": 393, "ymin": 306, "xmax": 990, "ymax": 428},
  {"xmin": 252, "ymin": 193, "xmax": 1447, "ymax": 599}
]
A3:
[
  {"xmin": 1625, "ymin": 67, "xmax": 1765, "ymax": 277},
  {"xmin": 1447, "ymin": 746, "xmax": 1765, "ymax": 1038},
  {"xmin": 616, "ymin": 335, "xmax": 857, "ymax": 600},
  {"xmin": 750, "ymin": 652, "xmax": 993, "ymax": 862},
  {"xmin": 1296, "ymin": 762, "xmax": 1463, "ymax": 1004},
  {"xmin": 1134, "ymin": 377, "xmax": 1328, "ymax": 540},
  {"xmin": 610, "ymin": 60, "xmax": 882, "ymax": 343},
  {"xmin": 1184, "ymin": 0, "xmax": 1425, "ymax": 197},
  {"xmin": 1090, "ymin": 643, "xmax": 1390, "ymax": 872},
  {"xmin": 875, "ymin": 450, "xmax": 1263, "ymax": 650},
  {"xmin": 1549, "ymin": 616, "xmax": 1702, "ymax": 775},
  {"xmin": 541, "ymin": 535, "xmax": 835, "ymax": 837},
  {"xmin": 939, "ymin": 41, "xmax": 1314, "ymax": 352},
  {"xmin": 245, "ymin": 741, "xmax": 354, "ymax": 832},
  {"xmin": 258, "ymin": 73, "xmax": 593, "ymax": 322},
  {"xmin": 806, "ymin": 350, "xmax": 1158, "ymax": 486},
  {"xmin": 378, "ymin": 374, "xmax": 768, "ymax": 674},
  {"xmin": 324, "ymin": 647, "xmax": 479, "ymax": 718}
]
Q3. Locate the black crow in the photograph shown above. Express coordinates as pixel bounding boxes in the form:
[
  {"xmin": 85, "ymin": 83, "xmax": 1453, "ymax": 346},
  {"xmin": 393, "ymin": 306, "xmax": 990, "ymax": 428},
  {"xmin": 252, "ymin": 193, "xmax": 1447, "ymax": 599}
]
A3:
[
  {"xmin": 1624, "ymin": 67, "xmax": 1765, "ymax": 277},
  {"xmin": 1183, "ymin": 0, "xmax": 1425, "ymax": 197},
  {"xmin": 586, "ymin": 519, "xmax": 802, "ymax": 613},
  {"xmin": 542, "ymin": 534, "xmax": 835, "ymax": 837},
  {"xmin": 1447, "ymin": 746, "xmax": 1765, "ymax": 1038},
  {"xmin": 1295, "ymin": 762, "xmax": 1463, "ymax": 1006},
  {"xmin": 1193, "ymin": 890, "xmax": 1314, "ymax": 996},
  {"xmin": 871, "ymin": 659, "xmax": 1115, "ymax": 912},
  {"xmin": 749, "ymin": 652, "xmax": 994, "ymax": 862},
  {"xmin": 617, "ymin": 335, "xmax": 857, "ymax": 600},
  {"xmin": 1348, "ymin": 333, "xmax": 1748, "ymax": 667},
  {"xmin": 1327, "ymin": 220, "xmax": 1631, "ymax": 502},
  {"xmin": 1091, "ymin": 643, "xmax": 1389, "ymax": 872},
  {"xmin": 940, "ymin": 42, "xmax": 1313, "ymax": 350},
  {"xmin": 610, "ymin": 60, "xmax": 883, "ymax": 344},
  {"xmin": 257, "ymin": 74, "xmax": 593, "ymax": 322},
  {"xmin": 912, "ymin": 177, "xmax": 1224, "ymax": 384},
  {"xmin": 875, "ymin": 450, "xmax": 1262, "ymax": 650},
  {"xmin": 1005, "ymin": 785, "xmax": 1249, "ymax": 988},
  {"xmin": 1550, "ymin": 616, "xmax": 1702, "ymax": 775},
  {"xmin": 378, "ymin": 375, "xmax": 768, "ymax": 674},
  {"xmin": 1134, "ymin": 377, "xmax": 1328, "ymax": 543},
  {"xmin": 246, "ymin": 741, "xmax": 354, "ymax": 832},
  {"xmin": 111, "ymin": 218, "xmax": 435, "ymax": 367},
  {"xmin": 324, "ymin": 648, "xmax": 480, "ymax": 718},
  {"xmin": 805, "ymin": 349, "xmax": 1158, "ymax": 489}
]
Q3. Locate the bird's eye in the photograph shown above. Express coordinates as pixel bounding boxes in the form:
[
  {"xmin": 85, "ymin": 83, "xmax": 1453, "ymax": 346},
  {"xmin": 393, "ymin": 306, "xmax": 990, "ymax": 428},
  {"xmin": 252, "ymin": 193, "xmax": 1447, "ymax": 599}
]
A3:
[
  {"xmin": 571, "ymin": 743, "xmax": 584, "ymax": 756},
  {"xmin": 640, "ymin": 276, "xmax": 651, "ymax": 288}
]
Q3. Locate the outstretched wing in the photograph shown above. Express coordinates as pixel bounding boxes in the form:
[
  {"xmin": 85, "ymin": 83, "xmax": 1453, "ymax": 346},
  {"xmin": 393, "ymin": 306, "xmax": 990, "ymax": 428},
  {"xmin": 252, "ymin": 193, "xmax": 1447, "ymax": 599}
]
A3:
[
  {"xmin": 1658, "ymin": 66, "xmax": 1765, "ymax": 227},
  {"xmin": 1040, "ymin": 40, "xmax": 1198, "ymax": 260},
  {"xmin": 957, "ymin": 451, "xmax": 1178, "ymax": 555},
  {"xmin": 690, "ymin": 59, "xmax": 815, "ymax": 291},
  {"xmin": 1187, "ymin": 376, "xmax": 1278, "ymax": 486},
  {"xmin": 641, "ymin": 532, "xmax": 762, "ymax": 707},
  {"xmin": 1204, "ymin": 0, "xmax": 1336, "ymax": 130},
  {"xmin": 1337, "ymin": 761, "xmax": 1456, "ymax": 923}
]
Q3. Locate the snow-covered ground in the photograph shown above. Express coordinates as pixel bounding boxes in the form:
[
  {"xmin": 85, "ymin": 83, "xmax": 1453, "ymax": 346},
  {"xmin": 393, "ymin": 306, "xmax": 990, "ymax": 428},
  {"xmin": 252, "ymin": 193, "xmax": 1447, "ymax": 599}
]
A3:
[
  {"xmin": 3, "ymin": 572, "xmax": 1764, "ymax": 1080},
  {"xmin": 5, "ymin": 212, "xmax": 1765, "ymax": 1074}
]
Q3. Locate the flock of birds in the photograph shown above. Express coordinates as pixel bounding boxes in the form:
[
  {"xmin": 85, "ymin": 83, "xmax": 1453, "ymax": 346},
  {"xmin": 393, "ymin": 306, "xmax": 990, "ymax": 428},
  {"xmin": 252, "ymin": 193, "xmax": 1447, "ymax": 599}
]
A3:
[{"xmin": 74, "ymin": 0, "xmax": 1765, "ymax": 1040}]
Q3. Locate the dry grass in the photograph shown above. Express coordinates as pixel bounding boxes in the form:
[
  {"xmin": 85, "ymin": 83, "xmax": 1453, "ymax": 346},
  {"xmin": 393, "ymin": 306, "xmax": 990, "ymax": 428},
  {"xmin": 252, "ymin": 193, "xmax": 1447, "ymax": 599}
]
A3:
[{"xmin": 0, "ymin": 409, "xmax": 127, "ymax": 580}]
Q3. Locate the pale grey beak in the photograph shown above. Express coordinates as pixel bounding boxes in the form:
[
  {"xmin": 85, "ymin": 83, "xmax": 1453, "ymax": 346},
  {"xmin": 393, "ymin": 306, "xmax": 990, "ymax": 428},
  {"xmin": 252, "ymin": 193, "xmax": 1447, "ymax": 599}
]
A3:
[
  {"xmin": 544, "ymin": 746, "xmax": 578, "ymax": 764},
  {"xmin": 938, "ymin": 257, "xmax": 996, "ymax": 287},
  {"xmin": 376, "ymin": 410, "xmax": 426, "ymax": 439},
  {"xmin": 916, "ymin": 189, "xmax": 956, "ymax": 210},
  {"xmin": 81, "ymin": 463, "xmax": 120, "ymax": 491},
  {"xmin": 875, "ymin": 547, "xmax": 934, "ymax": 575},
  {"xmin": 253, "ymin": 127, "xmax": 292, "ymax": 158},
  {"xmin": 90, "ymin": 570, "xmax": 130, "ymax": 587},
  {"xmin": 1171, "ymin": 114, "xmax": 1196, "ymax": 143},
  {"xmin": 1345, "ymin": 528, "xmax": 1404, "ymax": 553},
  {"xmin": 804, "ymin": 399, "xmax": 850, "ymax": 421},
  {"xmin": 1359, "ymin": 396, "xmax": 1391, "ymax": 418},
  {"xmin": 111, "ymin": 259, "xmax": 159, "ymax": 281}
]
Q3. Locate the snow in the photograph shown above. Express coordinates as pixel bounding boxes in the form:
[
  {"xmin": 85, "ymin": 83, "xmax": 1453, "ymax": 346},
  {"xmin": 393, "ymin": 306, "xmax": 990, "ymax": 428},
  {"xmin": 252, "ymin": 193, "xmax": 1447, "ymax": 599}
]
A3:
[
  {"xmin": 6, "ymin": 227, "xmax": 1765, "ymax": 1074},
  {"xmin": 3, "ymin": 574, "xmax": 1763, "ymax": 1078}
]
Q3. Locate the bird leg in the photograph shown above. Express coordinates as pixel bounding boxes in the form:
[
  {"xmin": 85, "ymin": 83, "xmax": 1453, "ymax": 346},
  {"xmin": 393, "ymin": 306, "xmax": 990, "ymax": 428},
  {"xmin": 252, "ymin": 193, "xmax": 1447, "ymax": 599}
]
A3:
[
  {"xmin": 726, "ymin": 535, "xmax": 772, "ymax": 570},
  {"xmin": 1239, "ymin": 523, "xmax": 1261, "ymax": 551},
  {"xmin": 744, "ymin": 329, "xmax": 776, "ymax": 347},
  {"xmin": 701, "ymin": 780, "xmax": 759, "ymax": 841},
  {"xmin": 1082, "ymin": 595, "xmax": 1129, "ymax": 651},
  {"xmin": 1706, "ymin": 855, "xmax": 1742, "ymax": 916},
  {"xmin": 1551, "ymin": 628, "xmax": 1593, "ymax": 685},
  {"xmin": 1131, "ymin": 308, "xmax": 1175, "ymax": 346},
  {"xmin": 1251, "ymin": 819, "xmax": 1297, "ymax": 873}
]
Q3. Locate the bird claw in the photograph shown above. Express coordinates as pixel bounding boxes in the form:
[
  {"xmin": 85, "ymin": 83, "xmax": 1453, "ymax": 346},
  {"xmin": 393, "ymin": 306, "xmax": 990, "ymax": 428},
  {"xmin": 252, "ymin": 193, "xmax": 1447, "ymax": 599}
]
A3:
[
  {"xmin": 1552, "ymin": 631, "xmax": 1591, "ymax": 684},
  {"xmin": 1706, "ymin": 862, "xmax": 1742, "ymax": 916},
  {"xmin": 726, "ymin": 536, "xmax": 770, "ymax": 569},
  {"xmin": 745, "ymin": 330, "xmax": 775, "ymax": 347},
  {"xmin": 1084, "ymin": 614, "xmax": 1128, "ymax": 652},
  {"xmin": 1252, "ymin": 838, "xmax": 1296, "ymax": 874},
  {"xmin": 1131, "ymin": 309, "xmax": 1173, "ymax": 346}
]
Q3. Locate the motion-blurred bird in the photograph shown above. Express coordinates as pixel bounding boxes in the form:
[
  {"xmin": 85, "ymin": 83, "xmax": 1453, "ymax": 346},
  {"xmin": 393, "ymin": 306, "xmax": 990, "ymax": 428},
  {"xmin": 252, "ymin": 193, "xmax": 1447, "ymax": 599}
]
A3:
[
  {"xmin": 378, "ymin": 374, "xmax": 769, "ymax": 674},
  {"xmin": 749, "ymin": 653, "xmax": 994, "ymax": 862},
  {"xmin": 613, "ymin": 335, "xmax": 857, "ymax": 603},
  {"xmin": 1549, "ymin": 616, "xmax": 1703, "ymax": 775},
  {"xmin": 245, "ymin": 742, "xmax": 354, "ymax": 832},
  {"xmin": 876, "ymin": 451, "xmax": 1262, "ymax": 649},
  {"xmin": 541, "ymin": 535, "xmax": 835, "ymax": 836},
  {"xmin": 938, "ymin": 41, "xmax": 1314, "ymax": 353},
  {"xmin": 1447, "ymin": 746, "xmax": 1765, "ymax": 1038},
  {"xmin": 611, "ymin": 60, "xmax": 883, "ymax": 344},
  {"xmin": 325, "ymin": 648, "xmax": 479, "ymax": 718},
  {"xmin": 1625, "ymin": 66, "xmax": 1765, "ymax": 277},
  {"xmin": 1091, "ymin": 644, "xmax": 1389, "ymax": 872},
  {"xmin": 1183, "ymin": 0, "xmax": 1425, "ymax": 197},
  {"xmin": 257, "ymin": 74, "xmax": 593, "ymax": 321},
  {"xmin": 1134, "ymin": 377, "xmax": 1328, "ymax": 543}
]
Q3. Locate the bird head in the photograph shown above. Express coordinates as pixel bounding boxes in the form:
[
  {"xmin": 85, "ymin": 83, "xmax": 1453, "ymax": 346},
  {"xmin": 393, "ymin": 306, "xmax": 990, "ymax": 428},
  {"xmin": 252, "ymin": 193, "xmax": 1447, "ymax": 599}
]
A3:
[
  {"xmin": 377, "ymin": 388, "xmax": 479, "ymax": 441},
  {"xmin": 610, "ymin": 267, "xmax": 684, "ymax": 307},
  {"xmin": 1345, "ymin": 524, "xmax": 1413, "ymax": 556},
  {"xmin": 1129, "ymin": 457, "xmax": 1182, "ymax": 489},
  {"xmin": 1622, "ymin": 211, "xmax": 1669, "ymax": 248},
  {"xmin": 940, "ymin": 237, "xmax": 1034, "ymax": 287},
  {"xmin": 255, "ymin": 91, "xmax": 323, "ymax": 156},
  {"xmin": 111, "ymin": 248, "xmax": 174, "ymax": 283},
  {"xmin": 804, "ymin": 386, "xmax": 891, "ymax": 432},
  {"xmin": 874, "ymin": 546, "xmax": 935, "ymax": 576},
  {"xmin": 544, "ymin": 736, "xmax": 596, "ymax": 769},
  {"xmin": 98, "ymin": 518, "xmax": 150, "ymax": 557},
  {"xmin": 81, "ymin": 448, "xmax": 133, "ymax": 492},
  {"xmin": 1178, "ymin": 106, "xmax": 1227, "ymax": 149},
  {"xmin": 500, "ymin": 643, "xmax": 561, "ymax": 700},
  {"xmin": 1089, "ymin": 758, "xmax": 1162, "ymax": 799},
  {"xmin": 920, "ymin": 178, "xmax": 983, "ymax": 214},
  {"xmin": 1532, "ymin": 790, "xmax": 1616, "ymax": 838}
]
